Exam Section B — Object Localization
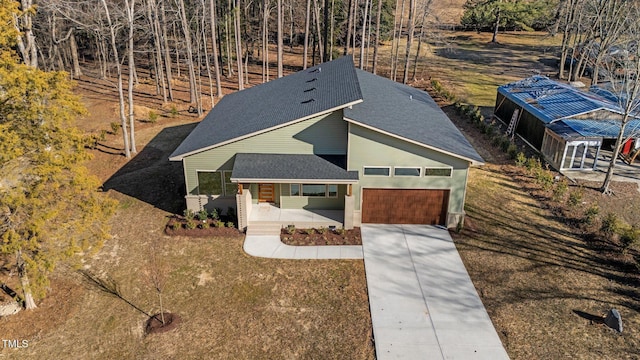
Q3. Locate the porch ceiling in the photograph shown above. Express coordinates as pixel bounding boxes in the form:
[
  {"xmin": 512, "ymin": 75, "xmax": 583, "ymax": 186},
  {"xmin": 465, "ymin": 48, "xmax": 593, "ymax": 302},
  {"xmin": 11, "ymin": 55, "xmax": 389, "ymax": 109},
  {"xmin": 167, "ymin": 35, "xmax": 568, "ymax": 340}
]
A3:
[{"xmin": 231, "ymin": 153, "xmax": 359, "ymax": 183}]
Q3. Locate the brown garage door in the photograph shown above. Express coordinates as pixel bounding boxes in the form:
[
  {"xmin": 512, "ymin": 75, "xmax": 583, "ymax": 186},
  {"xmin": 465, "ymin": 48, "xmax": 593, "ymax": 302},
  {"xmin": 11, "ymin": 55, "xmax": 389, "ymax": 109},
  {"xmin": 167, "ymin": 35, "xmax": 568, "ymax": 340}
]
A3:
[{"xmin": 362, "ymin": 189, "xmax": 449, "ymax": 225}]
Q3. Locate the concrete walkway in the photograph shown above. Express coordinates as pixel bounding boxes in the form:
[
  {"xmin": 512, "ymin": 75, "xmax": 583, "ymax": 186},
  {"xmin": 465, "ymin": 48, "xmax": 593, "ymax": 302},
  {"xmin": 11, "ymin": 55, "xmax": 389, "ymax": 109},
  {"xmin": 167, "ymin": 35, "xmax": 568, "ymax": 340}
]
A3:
[
  {"xmin": 362, "ymin": 224, "xmax": 509, "ymax": 360},
  {"xmin": 243, "ymin": 235, "xmax": 363, "ymax": 259}
]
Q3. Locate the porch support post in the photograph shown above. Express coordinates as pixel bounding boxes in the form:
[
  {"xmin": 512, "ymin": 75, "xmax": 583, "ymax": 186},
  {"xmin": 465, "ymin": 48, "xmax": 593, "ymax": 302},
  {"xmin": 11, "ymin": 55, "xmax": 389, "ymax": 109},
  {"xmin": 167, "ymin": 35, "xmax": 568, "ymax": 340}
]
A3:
[
  {"xmin": 237, "ymin": 183, "xmax": 243, "ymax": 195},
  {"xmin": 344, "ymin": 193, "xmax": 355, "ymax": 230},
  {"xmin": 347, "ymin": 184, "xmax": 352, "ymax": 196}
]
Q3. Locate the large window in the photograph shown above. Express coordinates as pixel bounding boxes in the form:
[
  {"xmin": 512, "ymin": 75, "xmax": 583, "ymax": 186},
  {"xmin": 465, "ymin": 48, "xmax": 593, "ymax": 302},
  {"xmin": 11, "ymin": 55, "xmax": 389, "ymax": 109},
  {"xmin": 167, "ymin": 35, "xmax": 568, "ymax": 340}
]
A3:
[
  {"xmin": 197, "ymin": 171, "xmax": 236, "ymax": 196},
  {"xmin": 302, "ymin": 184, "xmax": 327, "ymax": 197},
  {"xmin": 197, "ymin": 171, "xmax": 223, "ymax": 195},
  {"xmin": 363, "ymin": 166, "xmax": 390, "ymax": 176},
  {"xmin": 394, "ymin": 167, "xmax": 421, "ymax": 176},
  {"xmin": 289, "ymin": 184, "xmax": 339, "ymax": 198}
]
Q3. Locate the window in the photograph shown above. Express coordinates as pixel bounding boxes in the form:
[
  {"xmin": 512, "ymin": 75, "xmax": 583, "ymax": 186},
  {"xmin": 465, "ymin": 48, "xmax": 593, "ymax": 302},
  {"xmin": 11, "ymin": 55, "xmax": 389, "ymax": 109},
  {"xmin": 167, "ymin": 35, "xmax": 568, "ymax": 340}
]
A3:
[
  {"xmin": 302, "ymin": 184, "xmax": 327, "ymax": 197},
  {"xmin": 328, "ymin": 184, "xmax": 338, "ymax": 197},
  {"xmin": 290, "ymin": 184, "xmax": 300, "ymax": 196},
  {"xmin": 197, "ymin": 171, "xmax": 222, "ymax": 195},
  {"xmin": 424, "ymin": 167, "xmax": 452, "ymax": 177},
  {"xmin": 394, "ymin": 167, "xmax": 421, "ymax": 176},
  {"xmin": 223, "ymin": 171, "xmax": 236, "ymax": 195},
  {"xmin": 363, "ymin": 167, "xmax": 390, "ymax": 176}
]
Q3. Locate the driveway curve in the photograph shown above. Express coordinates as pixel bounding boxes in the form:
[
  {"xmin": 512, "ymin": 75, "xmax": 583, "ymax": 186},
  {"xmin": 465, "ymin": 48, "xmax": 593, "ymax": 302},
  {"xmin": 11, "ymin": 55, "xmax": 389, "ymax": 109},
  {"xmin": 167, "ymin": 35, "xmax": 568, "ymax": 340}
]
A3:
[{"xmin": 362, "ymin": 224, "xmax": 509, "ymax": 360}]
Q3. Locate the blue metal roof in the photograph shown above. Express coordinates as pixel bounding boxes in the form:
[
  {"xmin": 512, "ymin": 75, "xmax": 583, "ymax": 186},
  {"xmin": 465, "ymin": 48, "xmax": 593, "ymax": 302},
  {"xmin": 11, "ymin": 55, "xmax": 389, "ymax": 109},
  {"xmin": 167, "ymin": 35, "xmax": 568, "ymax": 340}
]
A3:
[
  {"xmin": 559, "ymin": 119, "xmax": 640, "ymax": 138},
  {"xmin": 498, "ymin": 76, "xmax": 622, "ymax": 124}
]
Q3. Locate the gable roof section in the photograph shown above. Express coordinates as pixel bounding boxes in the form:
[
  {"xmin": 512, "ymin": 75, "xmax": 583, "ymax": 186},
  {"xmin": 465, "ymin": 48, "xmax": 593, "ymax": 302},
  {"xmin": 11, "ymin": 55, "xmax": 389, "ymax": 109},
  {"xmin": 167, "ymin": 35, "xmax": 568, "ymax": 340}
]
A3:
[
  {"xmin": 169, "ymin": 56, "xmax": 363, "ymax": 160},
  {"xmin": 231, "ymin": 153, "xmax": 359, "ymax": 183},
  {"xmin": 498, "ymin": 75, "xmax": 622, "ymax": 124},
  {"xmin": 344, "ymin": 69, "xmax": 484, "ymax": 165}
]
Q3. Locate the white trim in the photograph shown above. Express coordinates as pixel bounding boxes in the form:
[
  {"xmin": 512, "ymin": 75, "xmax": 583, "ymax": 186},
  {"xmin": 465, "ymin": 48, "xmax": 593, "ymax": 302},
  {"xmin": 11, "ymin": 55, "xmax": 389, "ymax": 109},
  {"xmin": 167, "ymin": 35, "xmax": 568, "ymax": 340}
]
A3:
[
  {"xmin": 424, "ymin": 166, "xmax": 453, "ymax": 177},
  {"xmin": 393, "ymin": 166, "xmax": 422, "ymax": 177},
  {"xmin": 344, "ymin": 117, "xmax": 485, "ymax": 166},
  {"xmin": 170, "ymin": 99, "xmax": 363, "ymax": 161},
  {"xmin": 363, "ymin": 166, "xmax": 391, "ymax": 176}
]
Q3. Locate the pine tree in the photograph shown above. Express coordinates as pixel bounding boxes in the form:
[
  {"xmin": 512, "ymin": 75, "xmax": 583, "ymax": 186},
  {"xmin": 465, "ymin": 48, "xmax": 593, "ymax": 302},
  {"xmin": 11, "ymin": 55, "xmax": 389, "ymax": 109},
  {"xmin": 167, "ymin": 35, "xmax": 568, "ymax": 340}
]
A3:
[{"xmin": 0, "ymin": 0, "xmax": 116, "ymax": 310}]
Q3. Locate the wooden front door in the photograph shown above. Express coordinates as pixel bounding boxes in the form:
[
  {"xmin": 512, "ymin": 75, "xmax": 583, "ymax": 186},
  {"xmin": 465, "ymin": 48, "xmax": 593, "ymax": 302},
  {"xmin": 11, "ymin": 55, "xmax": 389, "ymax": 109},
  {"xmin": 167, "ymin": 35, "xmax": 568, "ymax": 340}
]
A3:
[{"xmin": 258, "ymin": 183, "xmax": 275, "ymax": 203}]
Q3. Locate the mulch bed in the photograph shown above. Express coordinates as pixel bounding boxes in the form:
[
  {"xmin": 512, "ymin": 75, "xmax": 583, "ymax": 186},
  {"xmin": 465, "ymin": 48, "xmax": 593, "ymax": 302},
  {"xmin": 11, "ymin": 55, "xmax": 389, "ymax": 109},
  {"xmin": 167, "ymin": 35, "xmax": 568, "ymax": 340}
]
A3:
[
  {"xmin": 281, "ymin": 227, "xmax": 362, "ymax": 246},
  {"xmin": 145, "ymin": 312, "xmax": 181, "ymax": 334},
  {"xmin": 165, "ymin": 217, "xmax": 243, "ymax": 237}
]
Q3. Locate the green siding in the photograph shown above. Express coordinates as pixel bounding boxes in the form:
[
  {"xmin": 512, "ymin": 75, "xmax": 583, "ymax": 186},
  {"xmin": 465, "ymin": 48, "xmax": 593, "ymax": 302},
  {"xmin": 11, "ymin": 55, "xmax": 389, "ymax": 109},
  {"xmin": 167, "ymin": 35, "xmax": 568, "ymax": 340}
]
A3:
[
  {"xmin": 348, "ymin": 124, "xmax": 470, "ymax": 213},
  {"xmin": 183, "ymin": 111, "xmax": 347, "ymax": 195},
  {"xmin": 279, "ymin": 184, "xmax": 346, "ymax": 210}
]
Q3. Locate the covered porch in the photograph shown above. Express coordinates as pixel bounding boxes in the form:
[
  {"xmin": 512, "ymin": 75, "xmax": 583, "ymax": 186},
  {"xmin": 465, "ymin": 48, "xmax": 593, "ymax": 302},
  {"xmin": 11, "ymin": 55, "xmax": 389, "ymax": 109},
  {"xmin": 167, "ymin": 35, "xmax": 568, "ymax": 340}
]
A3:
[{"xmin": 231, "ymin": 153, "xmax": 359, "ymax": 232}]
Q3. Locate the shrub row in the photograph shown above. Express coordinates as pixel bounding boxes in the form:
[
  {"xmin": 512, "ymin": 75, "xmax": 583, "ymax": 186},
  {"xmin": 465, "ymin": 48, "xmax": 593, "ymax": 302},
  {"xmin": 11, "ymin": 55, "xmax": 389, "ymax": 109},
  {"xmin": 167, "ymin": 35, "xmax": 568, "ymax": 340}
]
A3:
[{"xmin": 429, "ymin": 79, "xmax": 518, "ymax": 160}]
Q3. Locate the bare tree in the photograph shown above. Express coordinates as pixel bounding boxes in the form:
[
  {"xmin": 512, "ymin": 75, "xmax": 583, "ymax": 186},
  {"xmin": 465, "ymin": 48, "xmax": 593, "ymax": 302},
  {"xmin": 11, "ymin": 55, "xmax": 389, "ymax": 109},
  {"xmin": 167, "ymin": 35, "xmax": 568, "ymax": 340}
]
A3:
[
  {"xmin": 401, "ymin": 0, "xmax": 415, "ymax": 84},
  {"xmin": 359, "ymin": 0, "xmax": 370, "ymax": 69},
  {"xmin": 125, "ymin": 0, "xmax": 138, "ymax": 154},
  {"xmin": 371, "ymin": 0, "xmax": 383, "ymax": 74},
  {"xmin": 101, "ymin": 0, "xmax": 131, "ymax": 159},
  {"xmin": 15, "ymin": 0, "xmax": 38, "ymax": 67},
  {"xmin": 234, "ymin": 0, "xmax": 244, "ymax": 90},
  {"xmin": 599, "ymin": 11, "xmax": 640, "ymax": 194},
  {"xmin": 303, "ymin": 0, "xmax": 311, "ymax": 68},
  {"xmin": 277, "ymin": 0, "xmax": 284, "ymax": 77}
]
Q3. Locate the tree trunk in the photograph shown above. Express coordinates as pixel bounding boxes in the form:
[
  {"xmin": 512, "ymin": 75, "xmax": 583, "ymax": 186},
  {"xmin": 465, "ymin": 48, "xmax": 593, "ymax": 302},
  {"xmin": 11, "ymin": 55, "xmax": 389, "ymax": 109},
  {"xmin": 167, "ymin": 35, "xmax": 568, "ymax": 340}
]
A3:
[
  {"xmin": 313, "ymin": 0, "xmax": 324, "ymax": 63},
  {"xmin": 17, "ymin": 251, "xmax": 37, "ymax": 310},
  {"xmin": 148, "ymin": 0, "xmax": 167, "ymax": 102},
  {"xmin": 277, "ymin": 0, "xmax": 284, "ymax": 77},
  {"xmin": 201, "ymin": 0, "xmax": 215, "ymax": 107},
  {"xmin": 303, "ymin": 0, "xmax": 311, "ymax": 68},
  {"xmin": 392, "ymin": 0, "xmax": 406, "ymax": 81},
  {"xmin": 177, "ymin": 0, "xmax": 201, "ymax": 113},
  {"xmin": 372, "ymin": 0, "xmax": 383, "ymax": 74},
  {"xmin": 323, "ymin": 0, "xmax": 329, "ymax": 62},
  {"xmin": 15, "ymin": 0, "xmax": 38, "ymax": 67},
  {"xmin": 125, "ymin": 0, "xmax": 137, "ymax": 154},
  {"xmin": 601, "ymin": 119, "xmax": 628, "ymax": 194},
  {"xmin": 412, "ymin": 3, "xmax": 428, "ymax": 81},
  {"xmin": 402, "ymin": 0, "xmax": 415, "ymax": 84},
  {"xmin": 359, "ymin": 0, "xmax": 370, "ymax": 69},
  {"xmin": 491, "ymin": 5, "xmax": 500, "ymax": 43},
  {"xmin": 234, "ymin": 0, "xmax": 244, "ymax": 90},
  {"xmin": 262, "ymin": 0, "xmax": 270, "ymax": 82},
  {"xmin": 329, "ymin": 0, "xmax": 335, "ymax": 60},
  {"xmin": 160, "ymin": 1, "xmax": 175, "ymax": 101},
  {"xmin": 69, "ymin": 33, "xmax": 83, "ymax": 78},
  {"xmin": 344, "ymin": 0, "xmax": 353, "ymax": 56},
  {"xmin": 101, "ymin": 0, "xmax": 131, "ymax": 159}
]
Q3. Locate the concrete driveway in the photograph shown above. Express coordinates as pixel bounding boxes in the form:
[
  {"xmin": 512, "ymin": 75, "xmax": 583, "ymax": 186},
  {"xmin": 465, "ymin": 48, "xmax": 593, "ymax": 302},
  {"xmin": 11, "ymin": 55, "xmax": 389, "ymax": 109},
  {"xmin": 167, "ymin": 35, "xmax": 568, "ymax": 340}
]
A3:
[{"xmin": 361, "ymin": 224, "xmax": 509, "ymax": 359}]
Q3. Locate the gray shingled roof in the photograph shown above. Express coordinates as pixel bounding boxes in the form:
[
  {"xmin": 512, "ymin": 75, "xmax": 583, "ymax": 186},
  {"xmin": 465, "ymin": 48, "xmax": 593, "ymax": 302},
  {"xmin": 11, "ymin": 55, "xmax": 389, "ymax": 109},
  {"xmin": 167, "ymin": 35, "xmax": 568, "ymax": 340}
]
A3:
[
  {"xmin": 344, "ymin": 69, "xmax": 485, "ymax": 164},
  {"xmin": 231, "ymin": 153, "xmax": 359, "ymax": 182},
  {"xmin": 169, "ymin": 56, "xmax": 363, "ymax": 160}
]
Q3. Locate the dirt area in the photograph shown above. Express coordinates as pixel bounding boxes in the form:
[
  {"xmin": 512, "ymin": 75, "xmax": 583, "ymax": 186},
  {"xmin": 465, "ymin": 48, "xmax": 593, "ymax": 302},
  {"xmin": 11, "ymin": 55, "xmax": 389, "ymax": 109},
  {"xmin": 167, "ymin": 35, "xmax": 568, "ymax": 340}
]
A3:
[{"xmin": 281, "ymin": 227, "xmax": 362, "ymax": 246}]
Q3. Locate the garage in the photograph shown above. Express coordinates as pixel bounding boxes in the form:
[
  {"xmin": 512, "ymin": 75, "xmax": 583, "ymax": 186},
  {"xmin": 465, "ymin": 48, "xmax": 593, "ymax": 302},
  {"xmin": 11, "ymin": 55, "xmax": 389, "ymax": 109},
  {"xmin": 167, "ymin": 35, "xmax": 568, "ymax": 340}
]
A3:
[{"xmin": 362, "ymin": 189, "xmax": 449, "ymax": 225}]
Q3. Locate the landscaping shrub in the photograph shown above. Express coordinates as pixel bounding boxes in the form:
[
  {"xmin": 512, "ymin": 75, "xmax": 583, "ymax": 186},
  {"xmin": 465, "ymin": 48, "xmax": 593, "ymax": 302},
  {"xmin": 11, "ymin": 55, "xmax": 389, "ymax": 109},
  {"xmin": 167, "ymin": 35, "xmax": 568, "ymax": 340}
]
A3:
[
  {"xmin": 535, "ymin": 169, "xmax": 554, "ymax": 190},
  {"xmin": 307, "ymin": 228, "xmax": 316, "ymax": 235},
  {"xmin": 286, "ymin": 225, "xmax": 295, "ymax": 235},
  {"xmin": 526, "ymin": 157, "xmax": 542, "ymax": 172},
  {"xmin": 197, "ymin": 209, "xmax": 208, "ymax": 221},
  {"xmin": 185, "ymin": 220, "xmax": 196, "ymax": 230},
  {"xmin": 582, "ymin": 205, "xmax": 599, "ymax": 225},
  {"xmin": 601, "ymin": 212, "xmax": 621, "ymax": 240},
  {"xmin": 552, "ymin": 179, "xmax": 568, "ymax": 201},
  {"xmin": 515, "ymin": 152, "xmax": 527, "ymax": 167},
  {"xmin": 209, "ymin": 208, "xmax": 219, "ymax": 220},
  {"xmin": 110, "ymin": 121, "xmax": 120, "ymax": 135},
  {"xmin": 199, "ymin": 221, "xmax": 210, "ymax": 229},
  {"xmin": 214, "ymin": 220, "xmax": 225, "ymax": 228},
  {"xmin": 500, "ymin": 136, "xmax": 511, "ymax": 152},
  {"xmin": 507, "ymin": 144, "xmax": 519, "ymax": 159},
  {"xmin": 567, "ymin": 189, "xmax": 583, "ymax": 207},
  {"xmin": 170, "ymin": 105, "xmax": 179, "ymax": 117},
  {"xmin": 620, "ymin": 226, "xmax": 640, "ymax": 251},
  {"xmin": 226, "ymin": 221, "xmax": 235, "ymax": 228},
  {"xmin": 183, "ymin": 209, "xmax": 195, "ymax": 221},
  {"xmin": 148, "ymin": 111, "xmax": 159, "ymax": 123}
]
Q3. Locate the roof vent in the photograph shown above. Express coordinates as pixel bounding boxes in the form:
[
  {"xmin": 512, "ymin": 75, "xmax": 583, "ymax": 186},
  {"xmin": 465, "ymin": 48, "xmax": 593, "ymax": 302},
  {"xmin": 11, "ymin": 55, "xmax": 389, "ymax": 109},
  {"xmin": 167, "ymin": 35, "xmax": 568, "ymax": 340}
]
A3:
[
  {"xmin": 410, "ymin": 95, "xmax": 413, "ymax": 100},
  {"xmin": 306, "ymin": 78, "xmax": 317, "ymax": 83},
  {"xmin": 309, "ymin": 68, "xmax": 320, "ymax": 73},
  {"xmin": 304, "ymin": 87, "xmax": 316, "ymax": 92},
  {"xmin": 301, "ymin": 99, "xmax": 315, "ymax": 104}
]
